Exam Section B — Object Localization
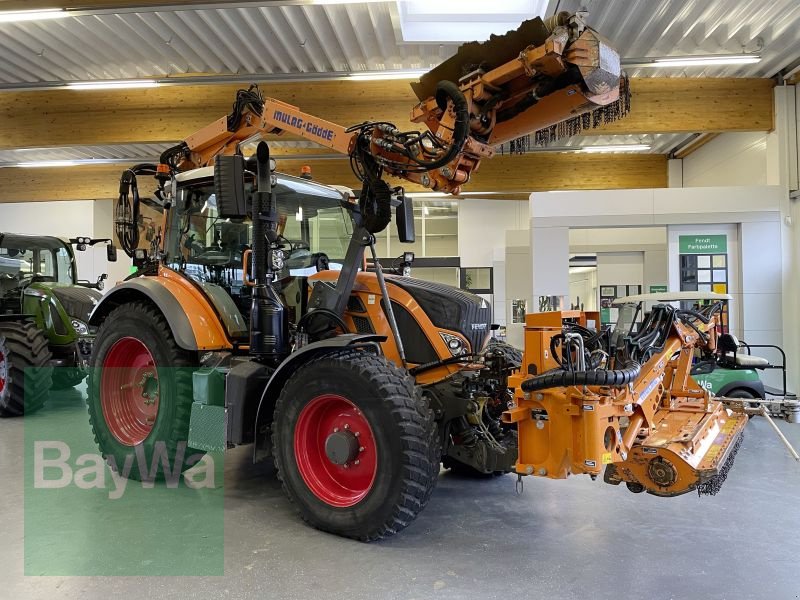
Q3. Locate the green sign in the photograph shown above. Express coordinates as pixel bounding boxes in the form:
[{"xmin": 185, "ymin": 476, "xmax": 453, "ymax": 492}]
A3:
[
  {"xmin": 679, "ymin": 235, "xmax": 727, "ymax": 254},
  {"xmin": 649, "ymin": 285, "xmax": 668, "ymax": 293}
]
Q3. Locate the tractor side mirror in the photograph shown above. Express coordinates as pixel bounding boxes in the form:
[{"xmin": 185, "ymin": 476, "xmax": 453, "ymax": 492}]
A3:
[
  {"xmin": 107, "ymin": 244, "xmax": 118, "ymax": 262},
  {"xmin": 395, "ymin": 193, "xmax": 415, "ymax": 243},
  {"xmin": 214, "ymin": 154, "xmax": 248, "ymax": 219}
]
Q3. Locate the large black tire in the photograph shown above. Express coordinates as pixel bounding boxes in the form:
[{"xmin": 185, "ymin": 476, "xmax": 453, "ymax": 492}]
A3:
[
  {"xmin": 87, "ymin": 302, "xmax": 198, "ymax": 481},
  {"xmin": 0, "ymin": 320, "xmax": 52, "ymax": 418},
  {"xmin": 51, "ymin": 366, "xmax": 87, "ymax": 390},
  {"xmin": 486, "ymin": 338, "xmax": 522, "ymax": 370},
  {"xmin": 272, "ymin": 349, "xmax": 439, "ymax": 541}
]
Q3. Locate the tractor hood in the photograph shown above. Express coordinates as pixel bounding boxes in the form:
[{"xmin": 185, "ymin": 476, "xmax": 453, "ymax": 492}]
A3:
[
  {"xmin": 386, "ymin": 276, "xmax": 492, "ymax": 354},
  {"xmin": 48, "ymin": 285, "xmax": 102, "ymax": 323}
]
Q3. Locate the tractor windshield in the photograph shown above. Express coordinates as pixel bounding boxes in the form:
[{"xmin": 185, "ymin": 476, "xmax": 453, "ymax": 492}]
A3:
[
  {"xmin": 0, "ymin": 234, "xmax": 75, "ymax": 285},
  {"xmin": 166, "ymin": 173, "xmax": 352, "ymax": 287}
]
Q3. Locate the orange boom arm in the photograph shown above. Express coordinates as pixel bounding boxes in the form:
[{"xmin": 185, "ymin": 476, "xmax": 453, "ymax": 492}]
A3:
[{"xmin": 160, "ymin": 11, "xmax": 629, "ymax": 195}]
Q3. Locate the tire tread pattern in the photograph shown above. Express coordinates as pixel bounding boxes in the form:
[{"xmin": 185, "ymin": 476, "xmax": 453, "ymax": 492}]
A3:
[
  {"xmin": 0, "ymin": 320, "xmax": 52, "ymax": 418},
  {"xmin": 272, "ymin": 349, "xmax": 439, "ymax": 541},
  {"xmin": 87, "ymin": 302, "xmax": 195, "ymax": 480}
]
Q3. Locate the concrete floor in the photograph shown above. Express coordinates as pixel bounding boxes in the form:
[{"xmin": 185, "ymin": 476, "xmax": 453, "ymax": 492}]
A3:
[{"xmin": 2, "ymin": 387, "xmax": 800, "ymax": 600}]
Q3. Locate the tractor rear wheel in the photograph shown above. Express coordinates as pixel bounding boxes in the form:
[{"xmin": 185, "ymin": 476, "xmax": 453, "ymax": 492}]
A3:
[
  {"xmin": 272, "ymin": 349, "xmax": 439, "ymax": 541},
  {"xmin": 87, "ymin": 302, "xmax": 199, "ymax": 481},
  {"xmin": 0, "ymin": 320, "xmax": 52, "ymax": 417}
]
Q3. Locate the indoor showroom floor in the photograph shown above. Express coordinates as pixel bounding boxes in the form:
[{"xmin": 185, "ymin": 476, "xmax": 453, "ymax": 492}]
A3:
[{"xmin": 2, "ymin": 387, "xmax": 799, "ymax": 600}]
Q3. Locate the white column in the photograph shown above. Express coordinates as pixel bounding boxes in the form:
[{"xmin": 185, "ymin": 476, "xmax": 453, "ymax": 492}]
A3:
[
  {"xmin": 530, "ymin": 225, "xmax": 569, "ymax": 310},
  {"xmin": 668, "ymin": 159, "xmax": 683, "ymax": 188}
]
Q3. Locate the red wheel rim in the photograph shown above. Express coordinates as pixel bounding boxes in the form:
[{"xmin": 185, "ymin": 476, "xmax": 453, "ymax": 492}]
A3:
[
  {"xmin": 100, "ymin": 337, "xmax": 160, "ymax": 446},
  {"xmin": 294, "ymin": 394, "xmax": 377, "ymax": 508},
  {"xmin": 0, "ymin": 349, "xmax": 7, "ymax": 395}
]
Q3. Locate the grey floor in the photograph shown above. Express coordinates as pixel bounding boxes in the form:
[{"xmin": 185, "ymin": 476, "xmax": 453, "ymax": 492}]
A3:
[{"xmin": 2, "ymin": 388, "xmax": 800, "ymax": 600}]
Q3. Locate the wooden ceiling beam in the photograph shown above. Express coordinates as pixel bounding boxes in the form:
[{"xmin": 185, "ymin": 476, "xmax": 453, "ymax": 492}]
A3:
[
  {"xmin": 0, "ymin": 78, "xmax": 774, "ymax": 151},
  {"xmin": 0, "ymin": 153, "xmax": 667, "ymax": 203}
]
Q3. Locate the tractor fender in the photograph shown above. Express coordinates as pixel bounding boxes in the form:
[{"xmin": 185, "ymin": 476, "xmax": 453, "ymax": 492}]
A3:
[
  {"xmin": 88, "ymin": 278, "xmax": 199, "ymax": 351},
  {"xmin": 252, "ymin": 333, "xmax": 386, "ymax": 462},
  {"xmin": 718, "ymin": 379, "xmax": 765, "ymax": 399}
]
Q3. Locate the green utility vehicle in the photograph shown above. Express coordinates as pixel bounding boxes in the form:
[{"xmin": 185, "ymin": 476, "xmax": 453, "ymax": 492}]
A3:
[
  {"xmin": 612, "ymin": 291, "xmax": 798, "ymax": 421},
  {"xmin": 0, "ymin": 233, "xmax": 117, "ymax": 417}
]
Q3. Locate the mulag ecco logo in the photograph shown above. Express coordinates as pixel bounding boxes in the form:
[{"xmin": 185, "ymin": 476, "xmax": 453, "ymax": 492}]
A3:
[{"xmin": 33, "ymin": 441, "xmax": 217, "ymax": 499}]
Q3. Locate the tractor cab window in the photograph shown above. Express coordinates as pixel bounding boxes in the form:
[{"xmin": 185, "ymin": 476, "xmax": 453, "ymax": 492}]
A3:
[
  {"xmin": 166, "ymin": 175, "xmax": 351, "ymax": 338},
  {"xmin": 167, "ymin": 177, "xmax": 352, "ymax": 280},
  {"xmin": 0, "ymin": 239, "xmax": 73, "ymax": 285}
]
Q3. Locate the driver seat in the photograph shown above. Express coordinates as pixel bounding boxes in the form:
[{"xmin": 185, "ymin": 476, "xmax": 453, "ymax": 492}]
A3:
[{"xmin": 718, "ymin": 333, "xmax": 770, "ymax": 369}]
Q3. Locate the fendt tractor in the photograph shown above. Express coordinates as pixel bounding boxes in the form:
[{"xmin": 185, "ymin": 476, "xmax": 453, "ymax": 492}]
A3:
[
  {"xmin": 0, "ymin": 233, "xmax": 116, "ymax": 416},
  {"xmin": 87, "ymin": 12, "xmax": 746, "ymax": 541}
]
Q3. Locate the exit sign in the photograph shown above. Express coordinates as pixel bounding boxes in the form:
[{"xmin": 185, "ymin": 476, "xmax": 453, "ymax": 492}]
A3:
[{"xmin": 679, "ymin": 235, "xmax": 727, "ymax": 254}]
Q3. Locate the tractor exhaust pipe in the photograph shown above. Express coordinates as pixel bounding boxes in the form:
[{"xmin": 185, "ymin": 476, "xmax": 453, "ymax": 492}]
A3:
[{"xmin": 250, "ymin": 141, "xmax": 288, "ymax": 364}]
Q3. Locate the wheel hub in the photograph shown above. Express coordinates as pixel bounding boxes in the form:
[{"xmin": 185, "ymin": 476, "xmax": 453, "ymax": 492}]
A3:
[
  {"xmin": 325, "ymin": 430, "xmax": 360, "ymax": 465},
  {"xmin": 293, "ymin": 394, "xmax": 377, "ymax": 507},
  {"xmin": 100, "ymin": 337, "xmax": 160, "ymax": 447}
]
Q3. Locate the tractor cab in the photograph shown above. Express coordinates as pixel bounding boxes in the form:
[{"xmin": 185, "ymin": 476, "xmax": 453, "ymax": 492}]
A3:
[{"xmin": 162, "ymin": 166, "xmax": 354, "ymax": 339}]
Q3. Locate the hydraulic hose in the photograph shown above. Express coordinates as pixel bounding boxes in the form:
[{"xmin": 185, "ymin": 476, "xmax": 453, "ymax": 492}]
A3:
[
  {"xmin": 520, "ymin": 360, "xmax": 641, "ymax": 393},
  {"xmin": 407, "ymin": 80, "xmax": 469, "ymax": 170}
]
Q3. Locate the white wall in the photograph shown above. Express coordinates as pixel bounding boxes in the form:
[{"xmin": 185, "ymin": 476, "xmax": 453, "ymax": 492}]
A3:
[
  {"xmin": 682, "ymin": 132, "xmax": 768, "ymax": 188},
  {"xmin": 504, "ymin": 229, "xmax": 532, "ymax": 347},
  {"xmin": 459, "ymin": 198, "xmax": 527, "ymax": 336},
  {"xmin": 596, "ymin": 252, "xmax": 643, "ymax": 291},
  {"xmin": 457, "ymin": 198, "xmax": 526, "ymax": 267}
]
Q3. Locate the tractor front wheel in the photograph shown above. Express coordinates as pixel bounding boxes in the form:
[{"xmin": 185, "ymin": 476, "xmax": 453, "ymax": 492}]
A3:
[
  {"xmin": 272, "ymin": 349, "xmax": 439, "ymax": 541},
  {"xmin": 87, "ymin": 302, "xmax": 198, "ymax": 480},
  {"xmin": 0, "ymin": 320, "xmax": 52, "ymax": 417}
]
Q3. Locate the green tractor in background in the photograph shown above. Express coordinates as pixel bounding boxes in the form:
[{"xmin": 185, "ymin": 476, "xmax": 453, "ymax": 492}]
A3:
[{"xmin": 0, "ymin": 233, "xmax": 117, "ymax": 417}]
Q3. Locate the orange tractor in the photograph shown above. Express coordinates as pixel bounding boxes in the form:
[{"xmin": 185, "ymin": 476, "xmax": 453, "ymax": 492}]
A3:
[{"xmin": 87, "ymin": 12, "xmax": 744, "ymax": 541}]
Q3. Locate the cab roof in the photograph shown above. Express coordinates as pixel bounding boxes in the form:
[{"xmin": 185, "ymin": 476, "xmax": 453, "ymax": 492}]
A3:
[
  {"xmin": 0, "ymin": 233, "xmax": 71, "ymax": 252},
  {"xmin": 613, "ymin": 291, "xmax": 733, "ymax": 305}
]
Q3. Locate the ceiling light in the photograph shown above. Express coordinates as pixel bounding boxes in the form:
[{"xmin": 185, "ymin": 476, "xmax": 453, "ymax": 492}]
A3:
[
  {"xmin": 16, "ymin": 160, "xmax": 82, "ymax": 168},
  {"xmin": 66, "ymin": 79, "xmax": 160, "ymax": 90},
  {"xmin": 579, "ymin": 144, "xmax": 651, "ymax": 153},
  {"xmin": 0, "ymin": 8, "xmax": 68, "ymax": 23},
  {"xmin": 625, "ymin": 54, "xmax": 761, "ymax": 68},
  {"xmin": 397, "ymin": 0, "xmax": 547, "ymax": 43},
  {"xmin": 348, "ymin": 70, "xmax": 428, "ymax": 81}
]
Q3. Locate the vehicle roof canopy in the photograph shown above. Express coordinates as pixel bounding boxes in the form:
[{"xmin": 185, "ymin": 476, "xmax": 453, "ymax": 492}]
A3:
[
  {"xmin": 613, "ymin": 291, "xmax": 733, "ymax": 305},
  {"xmin": 177, "ymin": 166, "xmax": 348, "ymax": 219},
  {"xmin": 0, "ymin": 233, "xmax": 70, "ymax": 252}
]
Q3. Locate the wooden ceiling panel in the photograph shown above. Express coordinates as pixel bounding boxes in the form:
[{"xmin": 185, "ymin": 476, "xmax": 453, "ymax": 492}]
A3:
[
  {"xmin": 0, "ymin": 153, "xmax": 667, "ymax": 203},
  {"xmin": 0, "ymin": 78, "xmax": 774, "ymax": 150}
]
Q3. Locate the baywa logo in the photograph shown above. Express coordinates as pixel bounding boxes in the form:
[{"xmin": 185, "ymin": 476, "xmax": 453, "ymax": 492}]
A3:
[{"xmin": 34, "ymin": 441, "xmax": 217, "ymax": 499}]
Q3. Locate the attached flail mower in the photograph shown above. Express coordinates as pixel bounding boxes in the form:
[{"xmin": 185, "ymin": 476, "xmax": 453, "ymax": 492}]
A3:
[
  {"xmin": 505, "ymin": 305, "xmax": 747, "ymax": 497},
  {"xmin": 81, "ymin": 11, "xmax": 726, "ymax": 541}
]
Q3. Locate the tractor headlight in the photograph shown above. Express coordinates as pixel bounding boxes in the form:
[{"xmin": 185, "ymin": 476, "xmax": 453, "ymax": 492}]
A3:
[
  {"xmin": 70, "ymin": 319, "xmax": 89, "ymax": 335},
  {"xmin": 439, "ymin": 332, "xmax": 466, "ymax": 356}
]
